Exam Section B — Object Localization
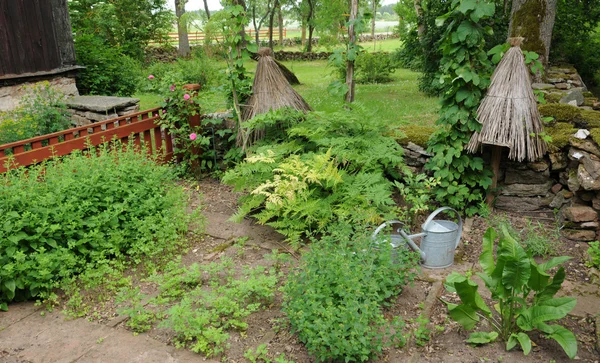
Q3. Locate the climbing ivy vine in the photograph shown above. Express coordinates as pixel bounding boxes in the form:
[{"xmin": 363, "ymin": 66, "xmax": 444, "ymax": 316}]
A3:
[{"xmin": 425, "ymin": 0, "xmax": 495, "ymax": 216}]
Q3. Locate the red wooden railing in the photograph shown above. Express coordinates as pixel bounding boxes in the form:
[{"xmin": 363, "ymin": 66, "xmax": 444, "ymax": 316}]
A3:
[{"xmin": 0, "ymin": 108, "xmax": 175, "ymax": 173}]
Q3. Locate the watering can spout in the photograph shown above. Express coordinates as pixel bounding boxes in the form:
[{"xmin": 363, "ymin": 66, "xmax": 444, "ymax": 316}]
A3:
[{"xmin": 399, "ymin": 229, "xmax": 426, "ymax": 261}]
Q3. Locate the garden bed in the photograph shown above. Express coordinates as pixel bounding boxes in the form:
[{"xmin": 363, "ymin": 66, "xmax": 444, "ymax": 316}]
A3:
[{"xmin": 50, "ymin": 178, "xmax": 600, "ymax": 362}]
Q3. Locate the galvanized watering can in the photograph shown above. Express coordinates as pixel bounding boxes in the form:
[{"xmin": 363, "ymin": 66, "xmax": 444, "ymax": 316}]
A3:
[{"xmin": 372, "ymin": 207, "xmax": 462, "ymax": 269}]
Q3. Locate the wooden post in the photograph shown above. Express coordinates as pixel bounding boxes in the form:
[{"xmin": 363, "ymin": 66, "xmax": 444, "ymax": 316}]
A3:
[
  {"xmin": 345, "ymin": 0, "xmax": 358, "ymax": 103},
  {"xmin": 486, "ymin": 145, "xmax": 503, "ymax": 207}
]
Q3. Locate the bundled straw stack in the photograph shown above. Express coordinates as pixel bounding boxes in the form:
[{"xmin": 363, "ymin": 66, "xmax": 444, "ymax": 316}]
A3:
[
  {"xmin": 241, "ymin": 47, "xmax": 312, "ymax": 144},
  {"xmin": 467, "ymin": 38, "xmax": 546, "ymax": 162}
]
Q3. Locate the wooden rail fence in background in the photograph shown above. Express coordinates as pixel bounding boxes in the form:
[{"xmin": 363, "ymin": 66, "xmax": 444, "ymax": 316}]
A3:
[
  {"xmin": 0, "ymin": 108, "xmax": 175, "ymax": 173},
  {"xmin": 149, "ymin": 28, "xmax": 286, "ymax": 46}
]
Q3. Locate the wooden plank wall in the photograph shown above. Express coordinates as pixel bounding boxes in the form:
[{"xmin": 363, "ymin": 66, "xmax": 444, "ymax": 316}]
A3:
[{"xmin": 0, "ymin": 0, "xmax": 65, "ymax": 76}]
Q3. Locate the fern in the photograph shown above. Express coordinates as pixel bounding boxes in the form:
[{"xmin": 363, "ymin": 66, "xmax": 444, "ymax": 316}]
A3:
[{"xmin": 222, "ymin": 108, "xmax": 406, "ymax": 245}]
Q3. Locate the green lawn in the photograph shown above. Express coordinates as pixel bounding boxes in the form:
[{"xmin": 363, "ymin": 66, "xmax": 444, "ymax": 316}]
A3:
[
  {"xmin": 275, "ymin": 38, "xmax": 403, "ymax": 53},
  {"xmin": 134, "ymin": 59, "xmax": 439, "ymax": 130}
]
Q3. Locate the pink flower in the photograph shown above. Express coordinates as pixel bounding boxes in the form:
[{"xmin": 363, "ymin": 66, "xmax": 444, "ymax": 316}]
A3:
[
  {"xmin": 153, "ymin": 113, "xmax": 158, "ymax": 117},
  {"xmin": 162, "ymin": 109, "xmax": 166, "ymax": 114},
  {"xmin": 148, "ymin": 75, "xmax": 155, "ymax": 80},
  {"xmin": 170, "ymin": 84, "xmax": 176, "ymax": 92},
  {"xmin": 189, "ymin": 133, "xmax": 197, "ymax": 141},
  {"xmin": 183, "ymin": 94, "xmax": 191, "ymax": 100}
]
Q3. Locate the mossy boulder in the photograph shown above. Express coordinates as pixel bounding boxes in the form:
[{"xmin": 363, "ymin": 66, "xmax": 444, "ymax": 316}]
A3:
[
  {"xmin": 545, "ymin": 122, "xmax": 577, "ymax": 150},
  {"xmin": 584, "ymin": 98, "xmax": 599, "ymax": 107},
  {"xmin": 544, "ymin": 92, "xmax": 564, "ymax": 103},
  {"xmin": 538, "ymin": 103, "xmax": 582, "ymax": 123},
  {"xmin": 582, "ymin": 91, "xmax": 595, "ymax": 98},
  {"xmin": 398, "ymin": 125, "xmax": 436, "ymax": 147},
  {"xmin": 581, "ymin": 109, "xmax": 600, "ymax": 128}
]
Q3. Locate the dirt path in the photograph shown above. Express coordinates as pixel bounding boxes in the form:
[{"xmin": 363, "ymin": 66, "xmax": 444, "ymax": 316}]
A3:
[{"xmin": 1, "ymin": 179, "xmax": 599, "ymax": 362}]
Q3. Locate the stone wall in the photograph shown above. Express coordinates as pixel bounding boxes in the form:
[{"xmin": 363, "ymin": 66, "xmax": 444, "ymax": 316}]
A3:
[
  {"xmin": 400, "ymin": 65, "xmax": 600, "ymax": 243},
  {"xmin": 0, "ymin": 76, "xmax": 78, "ymax": 112}
]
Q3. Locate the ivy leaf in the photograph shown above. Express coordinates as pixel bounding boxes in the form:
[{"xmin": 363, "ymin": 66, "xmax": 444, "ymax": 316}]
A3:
[
  {"xmin": 456, "ymin": 21, "xmax": 476, "ymax": 42},
  {"xmin": 455, "ymin": 88, "xmax": 471, "ymax": 102},
  {"xmin": 470, "ymin": 2, "xmax": 495, "ymax": 22},
  {"xmin": 458, "ymin": 0, "xmax": 477, "ymax": 14}
]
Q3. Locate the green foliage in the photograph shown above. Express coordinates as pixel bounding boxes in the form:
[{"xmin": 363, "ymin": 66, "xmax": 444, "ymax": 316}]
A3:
[
  {"xmin": 412, "ymin": 314, "xmax": 432, "ymax": 346},
  {"xmin": 490, "ymin": 216, "xmax": 560, "ymax": 257},
  {"xmin": 74, "ymin": 34, "xmax": 140, "ymax": 96},
  {"xmin": 551, "ymin": 0, "xmax": 600, "ymax": 86},
  {"xmin": 0, "ymin": 82, "xmax": 72, "ymax": 145},
  {"xmin": 0, "ymin": 142, "xmax": 192, "ymax": 311},
  {"xmin": 157, "ymin": 259, "xmax": 278, "ymax": 357},
  {"xmin": 586, "ymin": 241, "xmax": 600, "ymax": 269},
  {"xmin": 69, "ymin": 0, "xmax": 173, "ymax": 61},
  {"xmin": 444, "ymin": 227, "xmax": 578, "ymax": 359},
  {"xmin": 331, "ymin": 51, "xmax": 400, "ymax": 85},
  {"xmin": 222, "ymin": 108, "xmax": 405, "ymax": 245},
  {"xmin": 244, "ymin": 344, "xmax": 296, "ymax": 363},
  {"xmin": 157, "ymin": 85, "xmax": 204, "ymax": 175},
  {"xmin": 425, "ymin": 0, "xmax": 494, "ymax": 216},
  {"xmin": 283, "ymin": 229, "xmax": 418, "ymax": 362},
  {"xmin": 393, "ymin": 170, "xmax": 440, "ymax": 226}
]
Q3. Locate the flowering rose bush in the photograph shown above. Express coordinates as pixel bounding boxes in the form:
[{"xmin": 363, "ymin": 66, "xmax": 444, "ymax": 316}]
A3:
[{"xmin": 157, "ymin": 84, "xmax": 205, "ymax": 176}]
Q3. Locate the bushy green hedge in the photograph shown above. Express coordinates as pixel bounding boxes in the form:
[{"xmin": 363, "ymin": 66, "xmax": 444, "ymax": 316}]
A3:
[
  {"xmin": 0, "ymin": 142, "xmax": 193, "ymax": 310},
  {"xmin": 74, "ymin": 34, "xmax": 140, "ymax": 96},
  {"xmin": 283, "ymin": 228, "xmax": 418, "ymax": 362}
]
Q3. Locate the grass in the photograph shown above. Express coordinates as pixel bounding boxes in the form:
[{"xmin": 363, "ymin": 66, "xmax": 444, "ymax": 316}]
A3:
[
  {"xmin": 275, "ymin": 38, "xmax": 403, "ymax": 53},
  {"xmin": 133, "ymin": 59, "xmax": 439, "ymax": 130}
]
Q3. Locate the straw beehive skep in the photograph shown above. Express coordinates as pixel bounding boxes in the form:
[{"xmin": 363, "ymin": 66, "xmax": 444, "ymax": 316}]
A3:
[
  {"xmin": 241, "ymin": 47, "xmax": 312, "ymax": 146},
  {"xmin": 467, "ymin": 38, "xmax": 546, "ymax": 162}
]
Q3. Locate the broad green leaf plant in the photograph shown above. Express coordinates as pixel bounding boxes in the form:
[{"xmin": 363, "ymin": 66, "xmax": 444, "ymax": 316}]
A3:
[
  {"xmin": 443, "ymin": 227, "xmax": 578, "ymax": 359},
  {"xmin": 425, "ymin": 0, "xmax": 495, "ymax": 215}
]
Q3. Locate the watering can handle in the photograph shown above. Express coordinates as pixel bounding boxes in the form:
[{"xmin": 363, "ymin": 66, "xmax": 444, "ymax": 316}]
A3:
[
  {"xmin": 422, "ymin": 207, "xmax": 463, "ymax": 249},
  {"xmin": 372, "ymin": 220, "xmax": 403, "ymax": 239}
]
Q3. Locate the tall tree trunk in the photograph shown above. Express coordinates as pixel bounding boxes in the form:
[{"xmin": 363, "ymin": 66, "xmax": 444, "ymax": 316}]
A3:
[
  {"xmin": 252, "ymin": 5, "xmax": 260, "ymax": 44},
  {"xmin": 268, "ymin": 0, "xmax": 280, "ymax": 49},
  {"xmin": 508, "ymin": 0, "xmax": 557, "ymax": 71},
  {"xmin": 345, "ymin": 0, "xmax": 358, "ymax": 103},
  {"xmin": 203, "ymin": 0, "xmax": 211, "ymax": 19},
  {"xmin": 414, "ymin": 0, "xmax": 425, "ymax": 41},
  {"xmin": 301, "ymin": 19, "xmax": 306, "ymax": 46},
  {"xmin": 278, "ymin": 6, "xmax": 283, "ymax": 46},
  {"xmin": 371, "ymin": 0, "xmax": 377, "ymax": 46},
  {"xmin": 306, "ymin": 0, "xmax": 314, "ymax": 52},
  {"xmin": 175, "ymin": 0, "xmax": 190, "ymax": 56}
]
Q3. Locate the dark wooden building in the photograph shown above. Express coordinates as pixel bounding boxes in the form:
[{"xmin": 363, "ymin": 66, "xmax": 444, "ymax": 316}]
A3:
[{"xmin": 0, "ymin": 0, "xmax": 78, "ymax": 82}]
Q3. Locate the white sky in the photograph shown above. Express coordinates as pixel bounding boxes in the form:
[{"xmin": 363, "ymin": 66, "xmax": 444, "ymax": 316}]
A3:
[{"xmin": 167, "ymin": 0, "xmax": 398, "ymax": 12}]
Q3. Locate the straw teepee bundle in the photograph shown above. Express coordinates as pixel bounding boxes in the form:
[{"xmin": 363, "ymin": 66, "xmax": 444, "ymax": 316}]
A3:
[
  {"xmin": 241, "ymin": 47, "xmax": 312, "ymax": 145},
  {"xmin": 467, "ymin": 38, "xmax": 546, "ymax": 162}
]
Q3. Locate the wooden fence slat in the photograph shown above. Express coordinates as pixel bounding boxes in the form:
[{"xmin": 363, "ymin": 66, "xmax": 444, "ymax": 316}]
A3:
[{"xmin": 0, "ymin": 118, "xmax": 158, "ymax": 173}]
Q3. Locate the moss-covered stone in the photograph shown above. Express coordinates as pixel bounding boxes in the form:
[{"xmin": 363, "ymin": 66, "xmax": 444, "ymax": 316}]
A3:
[
  {"xmin": 545, "ymin": 122, "xmax": 577, "ymax": 150},
  {"xmin": 581, "ymin": 109, "xmax": 600, "ymax": 128},
  {"xmin": 538, "ymin": 103, "xmax": 582, "ymax": 122},
  {"xmin": 590, "ymin": 129, "xmax": 600, "ymax": 145},
  {"xmin": 544, "ymin": 92, "xmax": 563, "ymax": 103},
  {"xmin": 583, "ymin": 98, "xmax": 599, "ymax": 107},
  {"xmin": 398, "ymin": 125, "xmax": 436, "ymax": 147},
  {"xmin": 582, "ymin": 91, "xmax": 595, "ymax": 97}
]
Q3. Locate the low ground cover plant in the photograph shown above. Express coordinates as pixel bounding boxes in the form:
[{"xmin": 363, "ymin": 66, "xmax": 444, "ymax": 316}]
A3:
[
  {"xmin": 283, "ymin": 227, "xmax": 419, "ymax": 362},
  {"xmin": 443, "ymin": 226, "xmax": 577, "ymax": 358},
  {"xmin": 222, "ymin": 108, "xmax": 406, "ymax": 245},
  {"xmin": 0, "ymin": 82, "xmax": 72, "ymax": 145},
  {"xmin": 0, "ymin": 142, "xmax": 194, "ymax": 311},
  {"xmin": 586, "ymin": 241, "xmax": 600, "ymax": 269},
  {"xmin": 114, "ymin": 256, "xmax": 279, "ymax": 358}
]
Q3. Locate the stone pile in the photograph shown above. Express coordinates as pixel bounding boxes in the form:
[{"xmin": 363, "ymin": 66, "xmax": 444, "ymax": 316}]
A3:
[
  {"xmin": 67, "ymin": 96, "xmax": 140, "ymax": 126},
  {"xmin": 533, "ymin": 66, "xmax": 599, "ymax": 110}
]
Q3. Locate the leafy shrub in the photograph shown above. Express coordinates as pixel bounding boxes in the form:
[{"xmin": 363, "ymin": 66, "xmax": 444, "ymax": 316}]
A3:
[
  {"xmin": 283, "ymin": 228, "xmax": 418, "ymax": 362},
  {"xmin": 586, "ymin": 241, "xmax": 600, "ymax": 269},
  {"xmin": 222, "ymin": 108, "xmax": 406, "ymax": 244},
  {"xmin": 355, "ymin": 52, "xmax": 399, "ymax": 83},
  {"xmin": 74, "ymin": 34, "xmax": 140, "ymax": 96},
  {"xmin": 0, "ymin": 142, "xmax": 193, "ymax": 311},
  {"xmin": 444, "ymin": 227, "xmax": 578, "ymax": 359},
  {"xmin": 0, "ymin": 82, "xmax": 72, "ymax": 145}
]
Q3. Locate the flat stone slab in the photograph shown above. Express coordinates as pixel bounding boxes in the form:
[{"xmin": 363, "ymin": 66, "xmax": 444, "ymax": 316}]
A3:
[{"xmin": 67, "ymin": 96, "xmax": 140, "ymax": 113}]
